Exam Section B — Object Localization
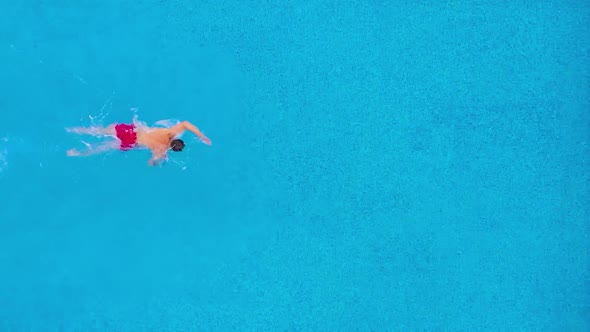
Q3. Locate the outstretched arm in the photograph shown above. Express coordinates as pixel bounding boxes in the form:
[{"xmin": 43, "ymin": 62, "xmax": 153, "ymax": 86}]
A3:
[
  {"xmin": 170, "ymin": 121, "xmax": 212, "ymax": 145},
  {"xmin": 148, "ymin": 149, "xmax": 167, "ymax": 166}
]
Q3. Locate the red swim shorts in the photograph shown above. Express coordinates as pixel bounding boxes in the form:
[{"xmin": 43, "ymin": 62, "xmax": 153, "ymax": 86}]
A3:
[{"xmin": 115, "ymin": 123, "xmax": 137, "ymax": 150}]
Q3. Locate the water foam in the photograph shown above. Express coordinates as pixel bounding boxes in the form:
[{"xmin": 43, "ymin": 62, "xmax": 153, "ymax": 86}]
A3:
[{"xmin": 0, "ymin": 137, "xmax": 8, "ymax": 174}]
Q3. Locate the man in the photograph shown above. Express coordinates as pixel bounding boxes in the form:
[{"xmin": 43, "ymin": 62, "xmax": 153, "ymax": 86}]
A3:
[{"xmin": 66, "ymin": 118, "xmax": 212, "ymax": 166}]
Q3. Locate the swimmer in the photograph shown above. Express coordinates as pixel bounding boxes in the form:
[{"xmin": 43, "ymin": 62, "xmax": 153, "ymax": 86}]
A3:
[{"xmin": 66, "ymin": 118, "xmax": 212, "ymax": 166}]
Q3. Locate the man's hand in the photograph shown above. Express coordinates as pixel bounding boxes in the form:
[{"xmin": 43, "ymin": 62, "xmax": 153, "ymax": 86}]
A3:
[
  {"xmin": 200, "ymin": 136, "xmax": 212, "ymax": 145},
  {"xmin": 148, "ymin": 151, "xmax": 167, "ymax": 166}
]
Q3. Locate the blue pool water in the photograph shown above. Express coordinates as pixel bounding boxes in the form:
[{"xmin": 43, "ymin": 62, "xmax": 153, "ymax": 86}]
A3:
[{"xmin": 1, "ymin": 1, "xmax": 589, "ymax": 331}]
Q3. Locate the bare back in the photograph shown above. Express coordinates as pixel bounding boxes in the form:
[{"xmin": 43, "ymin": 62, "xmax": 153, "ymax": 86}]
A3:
[{"xmin": 136, "ymin": 127, "xmax": 175, "ymax": 154}]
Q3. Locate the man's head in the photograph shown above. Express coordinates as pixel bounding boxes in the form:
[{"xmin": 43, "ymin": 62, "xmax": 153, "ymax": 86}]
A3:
[{"xmin": 170, "ymin": 139, "xmax": 185, "ymax": 152}]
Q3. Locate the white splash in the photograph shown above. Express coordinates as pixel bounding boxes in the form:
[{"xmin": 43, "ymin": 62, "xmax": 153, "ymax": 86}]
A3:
[
  {"xmin": 0, "ymin": 137, "xmax": 7, "ymax": 173},
  {"xmin": 0, "ymin": 151, "xmax": 6, "ymax": 171},
  {"xmin": 153, "ymin": 119, "xmax": 181, "ymax": 128}
]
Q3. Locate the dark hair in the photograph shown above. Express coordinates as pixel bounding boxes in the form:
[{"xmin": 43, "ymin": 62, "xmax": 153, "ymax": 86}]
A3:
[{"xmin": 170, "ymin": 139, "xmax": 185, "ymax": 152}]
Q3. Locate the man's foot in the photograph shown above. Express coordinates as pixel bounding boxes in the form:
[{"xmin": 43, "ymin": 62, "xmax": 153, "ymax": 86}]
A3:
[
  {"xmin": 65, "ymin": 127, "xmax": 84, "ymax": 134},
  {"xmin": 66, "ymin": 149, "xmax": 81, "ymax": 156}
]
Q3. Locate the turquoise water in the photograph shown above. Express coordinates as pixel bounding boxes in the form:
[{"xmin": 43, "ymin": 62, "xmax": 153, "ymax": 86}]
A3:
[{"xmin": 1, "ymin": 1, "xmax": 589, "ymax": 331}]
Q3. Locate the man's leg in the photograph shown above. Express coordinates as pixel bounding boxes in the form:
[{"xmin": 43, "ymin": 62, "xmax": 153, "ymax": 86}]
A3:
[
  {"xmin": 67, "ymin": 140, "xmax": 119, "ymax": 157},
  {"xmin": 66, "ymin": 124, "xmax": 116, "ymax": 136}
]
